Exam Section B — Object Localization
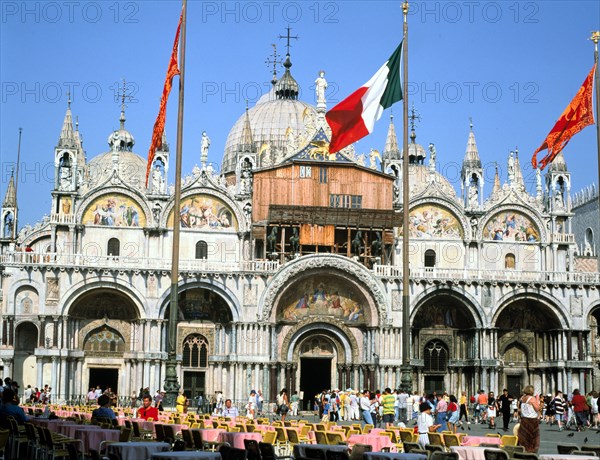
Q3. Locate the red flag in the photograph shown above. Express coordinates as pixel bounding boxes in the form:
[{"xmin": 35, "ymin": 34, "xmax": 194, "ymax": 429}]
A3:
[
  {"xmin": 145, "ymin": 8, "xmax": 183, "ymax": 186},
  {"xmin": 532, "ymin": 64, "xmax": 596, "ymax": 170}
]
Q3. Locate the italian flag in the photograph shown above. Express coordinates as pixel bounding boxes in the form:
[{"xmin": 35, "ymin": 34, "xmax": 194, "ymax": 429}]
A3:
[{"xmin": 326, "ymin": 41, "xmax": 403, "ymax": 154}]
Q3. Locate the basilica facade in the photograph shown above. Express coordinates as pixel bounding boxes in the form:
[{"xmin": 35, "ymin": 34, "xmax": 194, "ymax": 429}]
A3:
[{"xmin": 2, "ymin": 49, "xmax": 600, "ymax": 408}]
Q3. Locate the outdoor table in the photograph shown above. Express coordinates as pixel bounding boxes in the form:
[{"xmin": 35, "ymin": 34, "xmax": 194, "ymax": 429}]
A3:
[
  {"xmin": 151, "ymin": 452, "xmax": 222, "ymax": 460},
  {"xmin": 59, "ymin": 423, "xmax": 101, "ymax": 437},
  {"xmin": 195, "ymin": 428, "xmax": 226, "ymax": 442},
  {"xmin": 75, "ymin": 427, "xmax": 119, "ymax": 453},
  {"xmin": 363, "ymin": 453, "xmax": 427, "ymax": 460},
  {"xmin": 450, "ymin": 446, "xmax": 495, "ymax": 460},
  {"xmin": 460, "ymin": 436, "xmax": 502, "ymax": 446},
  {"xmin": 294, "ymin": 443, "xmax": 348, "ymax": 458},
  {"xmin": 107, "ymin": 441, "xmax": 171, "ymax": 460},
  {"xmin": 540, "ymin": 456, "xmax": 598, "ymax": 460},
  {"xmin": 347, "ymin": 434, "xmax": 396, "ymax": 452},
  {"xmin": 217, "ymin": 431, "xmax": 262, "ymax": 449}
]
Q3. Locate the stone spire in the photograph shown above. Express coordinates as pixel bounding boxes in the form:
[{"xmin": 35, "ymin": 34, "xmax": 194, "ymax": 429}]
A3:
[
  {"xmin": 2, "ymin": 171, "xmax": 16, "ymax": 207},
  {"xmin": 462, "ymin": 120, "xmax": 481, "ymax": 169},
  {"xmin": 548, "ymin": 151, "xmax": 568, "ymax": 172},
  {"xmin": 513, "ymin": 149, "xmax": 525, "ymax": 189},
  {"xmin": 57, "ymin": 95, "xmax": 77, "ymax": 149},
  {"xmin": 383, "ymin": 114, "xmax": 400, "ymax": 161},
  {"xmin": 240, "ymin": 102, "xmax": 255, "ymax": 152},
  {"xmin": 492, "ymin": 163, "xmax": 501, "ymax": 196}
]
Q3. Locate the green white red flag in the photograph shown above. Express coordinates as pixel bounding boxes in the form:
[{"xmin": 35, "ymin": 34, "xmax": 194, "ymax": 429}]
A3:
[{"xmin": 326, "ymin": 42, "xmax": 403, "ymax": 154}]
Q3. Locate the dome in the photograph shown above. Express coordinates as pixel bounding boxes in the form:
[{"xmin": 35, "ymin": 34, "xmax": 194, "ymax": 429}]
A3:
[
  {"xmin": 108, "ymin": 127, "xmax": 135, "ymax": 152},
  {"xmin": 401, "ymin": 142, "xmax": 427, "ymax": 160},
  {"xmin": 408, "ymin": 164, "xmax": 458, "ymax": 199},
  {"xmin": 222, "ymin": 98, "xmax": 323, "ymax": 174},
  {"xmin": 86, "ymin": 150, "xmax": 147, "ymax": 190}
]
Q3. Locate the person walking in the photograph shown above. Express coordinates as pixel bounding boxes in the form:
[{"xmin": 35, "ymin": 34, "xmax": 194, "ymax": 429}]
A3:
[
  {"xmin": 497, "ymin": 389, "xmax": 513, "ymax": 432},
  {"xmin": 517, "ymin": 385, "xmax": 540, "ymax": 453},
  {"xmin": 551, "ymin": 390, "xmax": 566, "ymax": 431},
  {"xmin": 381, "ymin": 388, "xmax": 395, "ymax": 425},
  {"xmin": 359, "ymin": 390, "xmax": 374, "ymax": 425},
  {"xmin": 458, "ymin": 391, "xmax": 469, "ymax": 427}
]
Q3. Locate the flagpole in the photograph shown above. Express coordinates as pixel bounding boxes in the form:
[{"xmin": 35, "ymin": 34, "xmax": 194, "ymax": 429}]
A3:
[
  {"xmin": 400, "ymin": 0, "xmax": 412, "ymax": 393},
  {"xmin": 591, "ymin": 31, "xmax": 600, "ymax": 212},
  {"xmin": 164, "ymin": 0, "xmax": 187, "ymax": 408},
  {"xmin": 13, "ymin": 127, "xmax": 22, "ymax": 240}
]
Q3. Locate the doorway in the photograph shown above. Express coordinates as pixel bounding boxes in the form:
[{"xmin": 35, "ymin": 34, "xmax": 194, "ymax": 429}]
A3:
[
  {"xmin": 424, "ymin": 375, "xmax": 444, "ymax": 394},
  {"xmin": 89, "ymin": 368, "xmax": 119, "ymax": 394},
  {"xmin": 506, "ymin": 375, "xmax": 522, "ymax": 398},
  {"xmin": 300, "ymin": 358, "xmax": 331, "ymax": 411},
  {"xmin": 183, "ymin": 371, "xmax": 206, "ymax": 406}
]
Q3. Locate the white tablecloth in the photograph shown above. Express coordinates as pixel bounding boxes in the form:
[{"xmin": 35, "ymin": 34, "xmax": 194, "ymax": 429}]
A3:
[{"xmin": 540, "ymin": 455, "xmax": 597, "ymax": 460}]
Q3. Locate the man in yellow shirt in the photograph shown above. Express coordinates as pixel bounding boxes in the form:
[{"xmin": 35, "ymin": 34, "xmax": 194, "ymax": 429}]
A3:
[{"xmin": 381, "ymin": 388, "xmax": 396, "ymax": 425}]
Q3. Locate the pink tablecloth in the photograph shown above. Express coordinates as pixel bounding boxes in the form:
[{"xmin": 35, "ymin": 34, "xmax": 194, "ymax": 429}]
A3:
[
  {"xmin": 59, "ymin": 424, "xmax": 102, "ymax": 437},
  {"xmin": 460, "ymin": 436, "xmax": 502, "ymax": 446},
  {"xmin": 196, "ymin": 428, "xmax": 226, "ymax": 442},
  {"xmin": 347, "ymin": 434, "xmax": 396, "ymax": 452},
  {"xmin": 218, "ymin": 432, "xmax": 263, "ymax": 449},
  {"xmin": 74, "ymin": 427, "xmax": 120, "ymax": 453},
  {"xmin": 451, "ymin": 446, "xmax": 490, "ymax": 460}
]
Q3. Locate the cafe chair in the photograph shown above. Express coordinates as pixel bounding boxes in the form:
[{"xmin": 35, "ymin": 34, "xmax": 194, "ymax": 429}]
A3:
[
  {"xmin": 430, "ymin": 452, "xmax": 458, "ymax": 460},
  {"xmin": 244, "ymin": 439, "xmax": 262, "ymax": 460},
  {"xmin": 483, "ymin": 449, "xmax": 509, "ymax": 460},
  {"xmin": 325, "ymin": 450, "xmax": 350, "ymax": 460},
  {"xmin": 402, "ymin": 441, "xmax": 421, "ymax": 453},
  {"xmin": 558, "ymin": 444, "xmax": 580, "ymax": 454},
  {"xmin": 582, "ymin": 446, "xmax": 600, "ymax": 457},
  {"xmin": 513, "ymin": 453, "xmax": 539, "ymax": 460},
  {"xmin": 349, "ymin": 443, "xmax": 372, "ymax": 460}
]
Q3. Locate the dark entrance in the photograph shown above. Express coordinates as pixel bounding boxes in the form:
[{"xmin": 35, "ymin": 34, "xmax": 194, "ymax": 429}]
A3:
[
  {"xmin": 424, "ymin": 375, "xmax": 444, "ymax": 394},
  {"xmin": 300, "ymin": 358, "xmax": 331, "ymax": 411},
  {"xmin": 507, "ymin": 375, "xmax": 522, "ymax": 399},
  {"xmin": 183, "ymin": 371, "xmax": 206, "ymax": 408},
  {"xmin": 89, "ymin": 368, "xmax": 119, "ymax": 394}
]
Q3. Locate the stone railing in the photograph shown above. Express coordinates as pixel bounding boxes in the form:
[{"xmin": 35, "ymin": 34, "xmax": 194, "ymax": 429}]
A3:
[
  {"xmin": 373, "ymin": 264, "xmax": 600, "ymax": 284},
  {"xmin": 551, "ymin": 233, "xmax": 575, "ymax": 244},
  {"xmin": 50, "ymin": 213, "xmax": 76, "ymax": 225},
  {"xmin": 0, "ymin": 252, "xmax": 280, "ymax": 274}
]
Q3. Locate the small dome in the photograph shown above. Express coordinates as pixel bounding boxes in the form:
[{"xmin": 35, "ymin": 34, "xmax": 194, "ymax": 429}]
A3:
[
  {"xmin": 401, "ymin": 142, "xmax": 427, "ymax": 160},
  {"xmin": 108, "ymin": 127, "xmax": 135, "ymax": 152},
  {"xmin": 408, "ymin": 164, "xmax": 458, "ymax": 199},
  {"xmin": 222, "ymin": 99, "xmax": 324, "ymax": 174},
  {"xmin": 87, "ymin": 150, "xmax": 147, "ymax": 190}
]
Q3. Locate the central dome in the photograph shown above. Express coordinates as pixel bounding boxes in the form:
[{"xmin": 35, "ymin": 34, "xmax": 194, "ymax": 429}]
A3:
[{"xmin": 222, "ymin": 98, "xmax": 321, "ymax": 175}]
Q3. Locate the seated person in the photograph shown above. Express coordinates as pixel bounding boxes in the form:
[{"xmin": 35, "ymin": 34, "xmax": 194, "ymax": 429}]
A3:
[
  {"xmin": 91, "ymin": 394, "xmax": 117, "ymax": 421},
  {"xmin": 0, "ymin": 388, "xmax": 28, "ymax": 425},
  {"xmin": 222, "ymin": 399, "xmax": 239, "ymax": 417},
  {"xmin": 137, "ymin": 395, "xmax": 159, "ymax": 420}
]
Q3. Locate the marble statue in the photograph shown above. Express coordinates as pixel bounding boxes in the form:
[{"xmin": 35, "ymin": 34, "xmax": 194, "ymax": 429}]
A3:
[
  {"xmin": 315, "ymin": 70, "xmax": 327, "ymax": 106},
  {"xmin": 201, "ymin": 131, "xmax": 210, "ymax": 164}
]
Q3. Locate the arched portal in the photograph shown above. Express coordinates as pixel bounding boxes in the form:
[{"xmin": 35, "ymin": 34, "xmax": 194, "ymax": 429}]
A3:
[
  {"xmin": 289, "ymin": 329, "xmax": 346, "ymax": 411},
  {"xmin": 14, "ymin": 322, "xmax": 38, "ymax": 394},
  {"xmin": 69, "ymin": 289, "xmax": 140, "ymax": 397},
  {"xmin": 495, "ymin": 298, "xmax": 563, "ymax": 394},
  {"xmin": 412, "ymin": 291, "xmax": 479, "ymax": 395}
]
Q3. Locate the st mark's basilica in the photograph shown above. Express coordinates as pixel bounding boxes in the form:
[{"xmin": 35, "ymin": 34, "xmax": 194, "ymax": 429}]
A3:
[{"xmin": 1, "ymin": 43, "xmax": 600, "ymax": 409}]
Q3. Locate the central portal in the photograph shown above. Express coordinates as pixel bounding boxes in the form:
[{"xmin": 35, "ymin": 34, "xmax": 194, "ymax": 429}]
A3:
[{"xmin": 300, "ymin": 357, "xmax": 331, "ymax": 411}]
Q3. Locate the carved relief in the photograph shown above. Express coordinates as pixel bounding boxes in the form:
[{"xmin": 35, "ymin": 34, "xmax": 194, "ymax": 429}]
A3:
[{"xmin": 46, "ymin": 277, "xmax": 59, "ymax": 306}]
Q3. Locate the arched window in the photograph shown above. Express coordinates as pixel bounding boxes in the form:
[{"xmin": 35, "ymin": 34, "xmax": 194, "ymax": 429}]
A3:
[
  {"xmin": 83, "ymin": 327, "xmax": 125, "ymax": 353},
  {"xmin": 182, "ymin": 334, "xmax": 209, "ymax": 368},
  {"xmin": 585, "ymin": 228, "xmax": 594, "ymax": 255},
  {"xmin": 107, "ymin": 238, "xmax": 120, "ymax": 257},
  {"xmin": 505, "ymin": 253, "xmax": 516, "ymax": 269},
  {"xmin": 424, "ymin": 340, "xmax": 448, "ymax": 372},
  {"xmin": 195, "ymin": 241, "xmax": 208, "ymax": 260},
  {"xmin": 503, "ymin": 344, "xmax": 528, "ymax": 364},
  {"xmin": 424, "ymin": 249, "xmax": 436, "ymax": 268}
]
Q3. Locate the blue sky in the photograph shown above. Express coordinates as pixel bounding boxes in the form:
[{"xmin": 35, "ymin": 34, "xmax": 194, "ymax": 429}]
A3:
[{"xmin": 1, "ymin": 0, "xmax": 599, "ymax": 227}]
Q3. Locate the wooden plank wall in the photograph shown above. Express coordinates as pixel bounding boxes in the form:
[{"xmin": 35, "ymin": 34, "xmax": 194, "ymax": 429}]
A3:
[{"xmin": 253, "ymin": 164, "xmax": 394, "ymax": 222}]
